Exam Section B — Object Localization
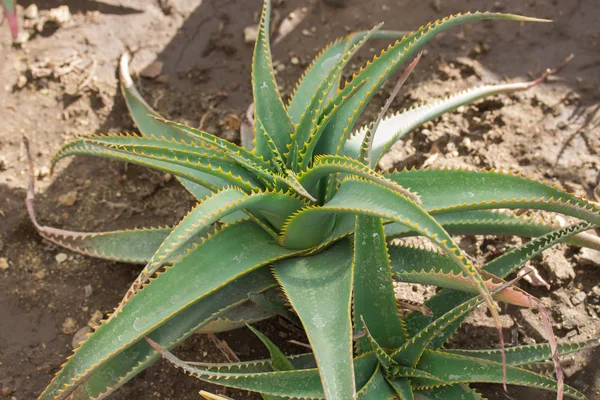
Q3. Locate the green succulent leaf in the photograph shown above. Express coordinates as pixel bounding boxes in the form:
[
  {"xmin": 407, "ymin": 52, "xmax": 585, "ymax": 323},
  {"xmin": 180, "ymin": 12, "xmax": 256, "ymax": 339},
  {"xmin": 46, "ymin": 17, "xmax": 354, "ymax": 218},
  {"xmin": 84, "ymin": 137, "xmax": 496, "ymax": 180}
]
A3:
[
  {"xmin": 35, "ymin": 226, "xmax": 171, "ymax": 264},
  {"xmin": 197, "ymin": 301, "xmax": 274, "ymax": 334},
  {"xmin": 413, "ymin": 384, "xmax": 484, "ymax": 400},
  {"xmin": 388, "ymin": 168, "xmax": 600, "ymax": 225},
  {"xmin": 444, "ymin": 337, "xmax": 600, "ymax": 366},
  {"xmin": 403, "ymin": 221, "xmax": 593, "ymax": 349},
  {"xmin": 356, "ymin": 366, "xmax": 397, "ymax": 399},
  {"xmin": 149, "ymin": 342, "xmax": 378, "ymax": 400},
  {"xmin": 248, "ymin": 290, "xmax": 301, "ymax": 327},
  {"xmin": 413, "ymin": 350, "xmax": 585, "ymax": 399},
  {"xmin": 298, "ymin": 154, "xmax": 419, "ymax": 202},
  {"xmin": 344, "ymin": 77, "xmax": 556, "ymax": 163},
  {"xmin": 282, "ymin": 178, "xmax": 502, "ymax": 342},
  {"xmin": 119, "ymin": 54, "xmax": 216, "ymax": 199},
  {"xmin": 354, "ymin": 216, "xmax": 406, "ymax": 351},
  {"xmin": 66, "ymin": 269, "xmax": 277, "ymax": 399},
  {"xmin": 316, "ymin": 12, "xmax": 546, "ymax": 157},
  {"xmin": 287, "ymin": 30, "xmax": 407, "ymax": 123},
  {"xmin": 160, "ymin": 118, "xmax": 272, "ymax": 170},
  {"xmin": 391, "ymin": 293, "xmax": 489, "ymax": 367},
  {"xmin": 40, "ymin": 220, "xmax": 304, "ymax": 400},
  {"xmin": 252, "ymin": 0, "xmax": 295, "ymax": 160},
  {"xmin": 387, "ymin": 378, "xmax": 415, "ymax": 400},
  {"xmin": 291, "ymin": 24, "xmax": 382, "ymax": 165},
  {"xmin": 52, "ymin": 137, "xmax": 259, "ymax": 192},
  {"xmin": 246, "ymin": 324, "xmax": 294, "ymax": 372},
  {"xmin": 274, "ymin": 241, "xmax": 356, "ymax": 400}
]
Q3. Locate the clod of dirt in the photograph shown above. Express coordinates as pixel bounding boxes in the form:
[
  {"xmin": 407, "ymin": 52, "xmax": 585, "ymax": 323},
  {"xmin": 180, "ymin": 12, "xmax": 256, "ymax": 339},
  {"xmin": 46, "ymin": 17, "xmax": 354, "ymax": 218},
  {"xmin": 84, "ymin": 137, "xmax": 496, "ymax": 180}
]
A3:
[
  {"xmin": 578, "ymin": 248, "xmax": 600, "ymax": 266},
  {"xmin": 87, "ymin": 310, "xmax": 104, "ymax": 329},
  {"xmin": 84, "ymin": 284, "xmax": 93, "ymax": 298},
  {"xmin": 244, "ymin": 25, "xmax": 259, "ymax": 44},
  {"xmin": 61, "ymin": 317, "xmax": 78, "ymax": 335},
  {"xmin": 14, "ymin": 31, "xmax": 31, "ymax": 45},
  {"xmin": 0, "ymin": 258, "xmax": 9, "ymax": 271},
  {"xmin": 37, "ymin": 166, "xmax": 50, "ymax": 179},
  {"xmin": 57, "ymin": 190, "xmax": 77, "ymax": 207},
  {"xmin": 140, "ymin": 61, "xmax": 164, "ymax": 79},
  {"xmin": 541, "ymin": 249, "xmax": 575, "ymax": 282},
  {"xmin": 571, "ymin": 291, "xmax": 587, "ymax": 306},
  {"xmin": 24, "ymin": 4, "xmax": 39, "ymax": 20},
  {"xmin": 72, "ymin": 326, "xmax": 92, "ymax": 349},
  {"xmin": 55, "ymin": 253, "xmax": 68, "ymax": 264},
  {"xmin": 48, "ymin": 6, "xmax": 71, "ymax": 26},
  {"xmin": 274, "ymin": 7, "xmax": 308, "ymax": 45}
]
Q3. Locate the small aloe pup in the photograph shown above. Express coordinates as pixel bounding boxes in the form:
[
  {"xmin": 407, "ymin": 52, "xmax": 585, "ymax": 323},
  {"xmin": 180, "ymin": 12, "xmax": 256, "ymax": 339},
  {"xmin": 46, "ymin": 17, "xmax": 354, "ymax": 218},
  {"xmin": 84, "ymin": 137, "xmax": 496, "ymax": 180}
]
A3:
[{"xmin": 27, "ymin": 0, "xmax": 600, "ymax": 399}]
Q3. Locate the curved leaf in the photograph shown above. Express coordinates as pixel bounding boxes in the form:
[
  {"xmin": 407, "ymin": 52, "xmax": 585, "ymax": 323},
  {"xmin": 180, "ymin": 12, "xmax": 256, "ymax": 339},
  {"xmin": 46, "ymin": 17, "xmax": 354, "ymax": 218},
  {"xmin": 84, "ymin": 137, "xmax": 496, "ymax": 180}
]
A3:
[
  {"xmin": 281, "ymin": 178, "xmax": 503, "ymax": 344},
  {"xmin": 402, "ymin": 222, "xmax": 592, "ymax": 349},
  {"xmin": 40, "ymin": 220, "xmax": 304, "ymax": 400},
  {"xmin": 444, "ymin": 337, "xmax": 600, "ymax": 366},
  {"xmin": 287, "ymin": 30, "xmax": 407, "ymax": 123},
  {"xmin": 274, "ymin": 241, "xmax": 356, "ymax": 400},
  {"xmin": 357, "ymin": 366, "xmax": 397, "ymax": 399},
  {"xmin": 316, "ymin": 12, "xmax": 547, "ymax": 156},
  {"xmin": 52, "ymin": 139, "xmax": 257, "ymax": 192},
  {"xmin": 354, "ymin": 217, "xmax": 406, "ymax": 352},
  {"xmin": 387, "ymin": 168, "xmax": 600, "ymax": 225},
  {"xmin": 344, "ymin": 77, "xmax": 559, "ymax": 163},
  {"xmin": 252, "ymin": 0, "xmax": 294, "ymax": 159},
  {"xmin": 413, "ymin": 350, "xmax": 585, "ymax": 399},
  {"xmin": 68, "ymin": 269, "xmax": 277, "ymax": 399}
]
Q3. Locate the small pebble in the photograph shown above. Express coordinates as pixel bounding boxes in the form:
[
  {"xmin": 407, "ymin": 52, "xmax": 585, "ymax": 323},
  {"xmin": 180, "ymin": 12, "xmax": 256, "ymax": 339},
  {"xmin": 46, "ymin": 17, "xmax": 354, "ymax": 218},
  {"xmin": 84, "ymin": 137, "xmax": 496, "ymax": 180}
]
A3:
[
  {"xmin": 84, "ymin": 284, "xmax": 93, "ymax": 298},
  {"xmin": 571, "ymin": 291, "xmax": 587, "ymax": 306},
  {"xmin": 290, "ymin": 56, "xmax": 299, "ymax": 65},
  {"xmin": 244, "ymin": 25, "xmax": 259, "ymax": 44},
  {"xmin": 55, "ymin": 253, "xmax": 68, "ymax": 264},
  {"xmin": 24, "ymin": 4, "xmax": 39, "ymax": 19},
  {"xmin": 0, "ymin": 257, "xmax": 9, "ymax": 271},
  {"xmin": 163, "ymin": 173, "xmax": 172, "ymax": 183},
  {"xmin": 87, "ymin": 310, "xmax": 104, "ymax": 328},
  {"xmin": 72, "ymin": 326, "xmax": 92, "ymax": 349},
  {"xmin": 140, "ymin": 61, "xmax": 164, "ymax": 79},
  {"xmin": 48, "ymin": 5, "xmax": 71, "ymax": 26},
  {"xmin": 58, "ymin": 190, "xmax": 77, "ymax": 207},
  {"xmin": 16, "ymin": 75, "xmax": 28, "ymax": 89},
  {"xmin": 37, "ymin": 166, "xmax": 50, "ymax": 179},
  {"xmin": 62, "ymin": 317, "xmax": 78, "ymax": 335}
]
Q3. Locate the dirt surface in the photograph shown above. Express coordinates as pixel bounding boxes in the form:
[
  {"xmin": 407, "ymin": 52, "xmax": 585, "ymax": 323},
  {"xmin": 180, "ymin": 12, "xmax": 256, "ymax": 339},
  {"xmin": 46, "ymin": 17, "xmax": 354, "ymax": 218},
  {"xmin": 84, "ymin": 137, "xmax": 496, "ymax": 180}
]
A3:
[{"xmin": 1, "ymin": 0, "xmax": 599, "ymax": 399}]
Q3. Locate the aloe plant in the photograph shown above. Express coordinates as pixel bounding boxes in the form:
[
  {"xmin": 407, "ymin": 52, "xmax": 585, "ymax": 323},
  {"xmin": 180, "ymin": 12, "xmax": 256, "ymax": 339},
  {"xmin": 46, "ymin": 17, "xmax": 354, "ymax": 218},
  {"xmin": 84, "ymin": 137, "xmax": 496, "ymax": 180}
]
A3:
[{"xmin": 27, "ymin": 1, "xmax": 600, "ymax": 399}]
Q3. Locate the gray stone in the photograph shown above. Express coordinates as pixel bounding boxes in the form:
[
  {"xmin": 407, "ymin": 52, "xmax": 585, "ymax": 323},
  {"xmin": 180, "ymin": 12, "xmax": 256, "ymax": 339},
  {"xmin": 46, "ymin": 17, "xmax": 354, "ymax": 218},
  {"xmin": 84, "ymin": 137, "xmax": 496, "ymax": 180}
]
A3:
[
  {"xmin": 541, "ymin": 250, "xmax": 575, "ymax": 282},
  {"xmin": 72, "ymin": 326, "xmax": 92, "ymax": 349},
  {"xmin": 571, "ymin": 291, "xmax": 587, "ymax": 306}
]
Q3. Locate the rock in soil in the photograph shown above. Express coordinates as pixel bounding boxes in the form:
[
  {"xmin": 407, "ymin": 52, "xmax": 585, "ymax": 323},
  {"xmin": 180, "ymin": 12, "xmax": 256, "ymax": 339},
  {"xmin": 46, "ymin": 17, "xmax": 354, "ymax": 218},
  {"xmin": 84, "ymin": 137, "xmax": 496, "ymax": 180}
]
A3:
[
  {"xmin": 0, "ymin": 257, "xmax": 9, "ymax": 271},
  {"xmin": 87, "ymin": 310, "xmax": 104, "ymax": 328},
  {"xmin": 571, "ymin": 291, "xmax": 587, "ymax": 306},
  {"xmin": 61, "ymin": 317, "xmax": 78, "ymax": 335},
  {"xmin": 72, "ymin": 326, "xmax": 93, "ymax": 349},
  {"xmin": 57, "ymin": 190, "xmax": 77, "ymax": 207},
  {"xmin": 140, "ymin": 61, "xmax": 164, "ymax": 79},
  {"xmin": 578, "ymin": 248, "xmax": 600, "ymax": 266},
  {"xmin": 55, "ymin": 253, "xmax": 68, "ymax": 264},
  {"xmin": 541, "ymin": 249, "xmax": 575, "ymax": 282}
]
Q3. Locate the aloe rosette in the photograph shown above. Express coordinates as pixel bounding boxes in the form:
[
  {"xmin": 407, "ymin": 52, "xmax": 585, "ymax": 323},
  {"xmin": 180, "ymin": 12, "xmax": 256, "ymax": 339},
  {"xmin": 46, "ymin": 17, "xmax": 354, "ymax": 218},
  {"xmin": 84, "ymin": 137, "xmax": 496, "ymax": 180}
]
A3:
[{"xmin": 29, "ymin": 1, "xmax": 600, "ymax": 399}]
